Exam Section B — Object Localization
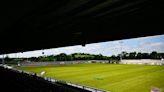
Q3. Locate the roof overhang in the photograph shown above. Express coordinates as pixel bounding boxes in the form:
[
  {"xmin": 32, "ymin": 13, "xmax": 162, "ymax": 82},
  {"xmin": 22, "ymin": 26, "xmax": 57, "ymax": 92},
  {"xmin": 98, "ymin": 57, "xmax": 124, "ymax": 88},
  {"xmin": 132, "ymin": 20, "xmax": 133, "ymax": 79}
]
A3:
[{"xmin": 0, "ymin": 0, "xmax": 163, "ymax": 54}]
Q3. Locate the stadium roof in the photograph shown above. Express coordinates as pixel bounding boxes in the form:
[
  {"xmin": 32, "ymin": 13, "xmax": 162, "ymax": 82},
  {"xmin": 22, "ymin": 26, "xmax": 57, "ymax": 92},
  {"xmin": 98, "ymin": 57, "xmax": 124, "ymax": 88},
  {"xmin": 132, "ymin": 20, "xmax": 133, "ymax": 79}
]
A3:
[{"xmin": 0, "ymin": 0, "xmax": 164, "ymax": 54}]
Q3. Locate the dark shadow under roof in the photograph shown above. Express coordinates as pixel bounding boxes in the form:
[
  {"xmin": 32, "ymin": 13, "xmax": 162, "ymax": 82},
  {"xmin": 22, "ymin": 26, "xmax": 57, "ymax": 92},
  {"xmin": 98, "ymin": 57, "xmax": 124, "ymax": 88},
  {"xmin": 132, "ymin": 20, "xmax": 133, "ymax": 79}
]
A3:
[{"xmin": 0, "ymin": 0, "xmax": 164, "ymax": 54}]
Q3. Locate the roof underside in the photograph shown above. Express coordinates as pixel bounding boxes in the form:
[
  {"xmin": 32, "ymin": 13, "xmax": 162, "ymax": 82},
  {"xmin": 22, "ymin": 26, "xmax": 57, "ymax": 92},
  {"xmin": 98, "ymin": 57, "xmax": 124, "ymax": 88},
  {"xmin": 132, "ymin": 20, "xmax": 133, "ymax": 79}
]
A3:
[{"xmin": 0, "ymin": 0, "xmax": 164, "ymax": 54}]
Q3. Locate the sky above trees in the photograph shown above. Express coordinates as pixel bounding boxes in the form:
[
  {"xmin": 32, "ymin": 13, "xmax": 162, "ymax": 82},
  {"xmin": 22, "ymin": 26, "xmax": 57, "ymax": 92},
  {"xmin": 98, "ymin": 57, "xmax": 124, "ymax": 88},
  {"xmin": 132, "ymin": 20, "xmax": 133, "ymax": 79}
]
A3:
[{"xmin": 1, "ymin": 34, "xmax": 164, "ymax": 58}]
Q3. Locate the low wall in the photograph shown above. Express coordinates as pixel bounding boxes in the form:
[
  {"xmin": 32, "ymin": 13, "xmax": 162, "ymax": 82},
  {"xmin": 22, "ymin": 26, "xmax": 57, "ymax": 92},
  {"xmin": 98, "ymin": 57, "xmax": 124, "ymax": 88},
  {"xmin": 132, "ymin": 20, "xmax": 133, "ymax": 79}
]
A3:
[{"xmin": 19, "ymin": 60, "xmax": 109, "ymax": 66}]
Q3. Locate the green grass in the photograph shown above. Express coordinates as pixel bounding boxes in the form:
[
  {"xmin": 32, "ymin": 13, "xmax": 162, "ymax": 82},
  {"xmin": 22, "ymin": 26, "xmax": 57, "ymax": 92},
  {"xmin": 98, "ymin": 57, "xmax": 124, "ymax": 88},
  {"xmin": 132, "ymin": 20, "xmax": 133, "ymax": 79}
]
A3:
[{"xmin": 16, "ymin": 64, "xmax": 164, "ymax": 92}]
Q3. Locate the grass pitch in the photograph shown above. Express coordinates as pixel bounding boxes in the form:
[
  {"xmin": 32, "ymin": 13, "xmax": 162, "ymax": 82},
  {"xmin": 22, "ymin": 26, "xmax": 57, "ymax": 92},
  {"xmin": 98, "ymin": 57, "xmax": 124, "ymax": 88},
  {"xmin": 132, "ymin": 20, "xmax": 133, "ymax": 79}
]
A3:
[{"xmin": 16, "ymin": 64, "xmax": 164, "ymax": 92}]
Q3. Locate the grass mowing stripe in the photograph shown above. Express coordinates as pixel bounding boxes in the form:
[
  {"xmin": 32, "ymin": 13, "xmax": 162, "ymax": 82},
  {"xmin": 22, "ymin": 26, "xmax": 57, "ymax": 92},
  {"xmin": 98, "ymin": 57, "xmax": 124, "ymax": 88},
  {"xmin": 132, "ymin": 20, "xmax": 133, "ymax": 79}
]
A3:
[{"xmin": 16, "ymin": 64, "xmax": 164, "ymax": 92}]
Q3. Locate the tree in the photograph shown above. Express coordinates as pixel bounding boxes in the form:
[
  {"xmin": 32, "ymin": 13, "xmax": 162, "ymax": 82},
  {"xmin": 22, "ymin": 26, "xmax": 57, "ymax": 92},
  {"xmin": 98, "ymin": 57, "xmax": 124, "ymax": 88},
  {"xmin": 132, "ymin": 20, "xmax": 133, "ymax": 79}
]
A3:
[
  {"xmin": 150, "ymin": 51, "xmax": 158, "ymax": 59},
  {"xmin": 129, "ymin": 52, "xmax": 137, "ymax": 59},
  {"xmin": 142, "ymin": 53, "xmax": 149, "ymax": 59},
  {"xmin": 121, "ymin": 51, "xmax": 128, "ymax": 59},
  {"xmin": 4, "ymin": 55, "xmax": 11, "ymax": 61},
  {"xmin": 136, "ymin": 52, "xmax": 142, "ymax": 59},
  {"xmin": 56, "ymin": 53, "xmax": 67, "ymax": 61}
]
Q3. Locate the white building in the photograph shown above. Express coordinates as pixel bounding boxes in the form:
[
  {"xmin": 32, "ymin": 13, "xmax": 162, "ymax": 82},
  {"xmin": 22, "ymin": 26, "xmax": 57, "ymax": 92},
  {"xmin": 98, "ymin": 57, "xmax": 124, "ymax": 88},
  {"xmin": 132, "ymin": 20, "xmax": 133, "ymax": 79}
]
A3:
[{"xmin": 120, "ymin": 59, "xmax": 164, "ymax": 65}]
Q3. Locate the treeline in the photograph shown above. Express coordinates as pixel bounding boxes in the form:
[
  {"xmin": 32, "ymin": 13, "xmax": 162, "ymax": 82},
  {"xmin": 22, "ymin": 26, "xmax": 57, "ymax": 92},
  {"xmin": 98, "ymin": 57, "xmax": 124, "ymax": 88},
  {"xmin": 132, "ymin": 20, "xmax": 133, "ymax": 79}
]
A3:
[
  {"xmin": 1, "ymin": 51, "xmax": 164, "ymax": 64},
  {"xmin": 28, "ymin": 53, "xmax": 110, "ymax": 61}
]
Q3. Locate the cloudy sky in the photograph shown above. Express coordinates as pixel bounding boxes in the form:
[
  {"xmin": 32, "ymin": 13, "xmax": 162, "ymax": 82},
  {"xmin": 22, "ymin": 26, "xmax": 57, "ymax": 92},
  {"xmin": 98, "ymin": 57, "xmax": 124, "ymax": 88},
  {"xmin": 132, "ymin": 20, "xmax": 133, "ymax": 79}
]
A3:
[{"xmin": 1, "ymin": 34, "xmax": 164, "ymax": 58}]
